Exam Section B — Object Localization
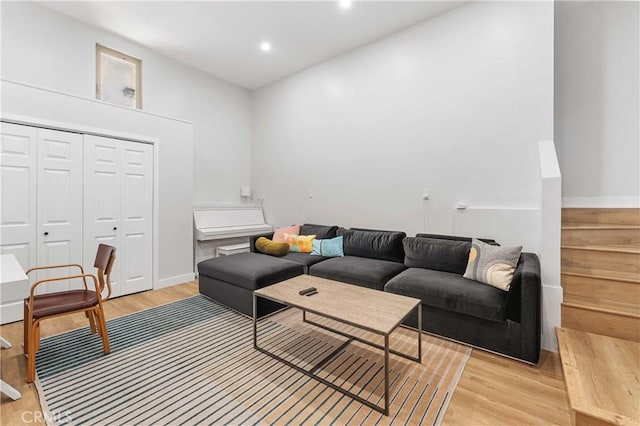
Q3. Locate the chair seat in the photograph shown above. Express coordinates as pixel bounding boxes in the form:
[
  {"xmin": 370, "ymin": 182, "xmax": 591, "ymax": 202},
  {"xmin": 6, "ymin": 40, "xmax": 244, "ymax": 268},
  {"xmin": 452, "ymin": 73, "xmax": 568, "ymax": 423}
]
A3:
[{"xmin": 29, "ymin": 290, "xmax": 98, "ymax": 319}]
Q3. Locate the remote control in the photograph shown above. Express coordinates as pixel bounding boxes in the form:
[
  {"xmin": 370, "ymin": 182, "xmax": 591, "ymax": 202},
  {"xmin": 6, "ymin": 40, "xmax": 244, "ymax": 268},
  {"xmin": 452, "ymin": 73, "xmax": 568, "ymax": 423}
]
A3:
[
  {"xmin": 298, "ymin": 287, "xmax": 316, "ymax": 296},
  {"xmin": 305, "ymin": 291, "xmax": 319, "ymax": 296}
]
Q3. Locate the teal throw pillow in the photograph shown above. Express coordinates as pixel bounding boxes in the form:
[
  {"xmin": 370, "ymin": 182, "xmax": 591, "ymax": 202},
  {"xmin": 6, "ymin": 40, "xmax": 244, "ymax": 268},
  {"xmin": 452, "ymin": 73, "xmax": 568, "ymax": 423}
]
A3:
[{"xmin": 311, "ymin": 236, "xmax": 344, "ymax": 257}]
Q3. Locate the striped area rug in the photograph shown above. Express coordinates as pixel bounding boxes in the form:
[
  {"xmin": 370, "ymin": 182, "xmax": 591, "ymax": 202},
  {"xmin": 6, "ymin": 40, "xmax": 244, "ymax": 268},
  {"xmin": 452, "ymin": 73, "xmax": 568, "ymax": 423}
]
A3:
[{"xmin": 35, "ymin": 296, "xmax": 471, "ymax": 425}]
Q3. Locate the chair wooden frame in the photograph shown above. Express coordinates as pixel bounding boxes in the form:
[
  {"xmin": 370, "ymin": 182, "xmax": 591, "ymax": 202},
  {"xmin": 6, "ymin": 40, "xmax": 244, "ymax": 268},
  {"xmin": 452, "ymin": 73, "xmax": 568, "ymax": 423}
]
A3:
[{"xmin": 23, "ymin": 246, "xmax": 115, "ymax": 383}]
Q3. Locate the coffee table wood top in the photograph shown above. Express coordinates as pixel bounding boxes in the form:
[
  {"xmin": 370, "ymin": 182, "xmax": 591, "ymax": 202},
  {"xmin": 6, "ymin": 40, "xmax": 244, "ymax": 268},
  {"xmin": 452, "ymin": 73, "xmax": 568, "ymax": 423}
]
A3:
[{"xmin": 255, "ymin": 275, "xmax": 420, "ymax": 335}]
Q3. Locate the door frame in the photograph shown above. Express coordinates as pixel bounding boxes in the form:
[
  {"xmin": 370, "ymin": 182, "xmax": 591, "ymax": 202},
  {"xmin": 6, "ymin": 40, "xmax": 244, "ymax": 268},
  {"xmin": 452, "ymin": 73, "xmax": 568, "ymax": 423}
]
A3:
[{"xmin": 0, "ymin": 113, "xmax": 160, "ymax": 291}]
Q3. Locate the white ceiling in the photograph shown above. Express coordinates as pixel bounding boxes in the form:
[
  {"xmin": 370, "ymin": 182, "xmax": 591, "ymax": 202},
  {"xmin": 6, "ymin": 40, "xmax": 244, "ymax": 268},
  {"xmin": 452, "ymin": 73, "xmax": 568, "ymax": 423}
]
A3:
[{"xmin": 41, "ymin": 1, "xmax": 465, "ymax": 89}]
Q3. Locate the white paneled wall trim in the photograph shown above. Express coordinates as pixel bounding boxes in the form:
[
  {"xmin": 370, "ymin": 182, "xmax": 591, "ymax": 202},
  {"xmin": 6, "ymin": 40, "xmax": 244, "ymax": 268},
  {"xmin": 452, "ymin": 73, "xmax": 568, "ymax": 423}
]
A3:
[
  {"xmin": 0, "ymin": 117, "xmax": 158, "ymax": 305},
  {"xmin": 1, "ymin": 112, "xmax": 163, "ymax": 145},
  {"xmin": 1, "ymin": 79, "xmax": 193, "ymax": 125}
]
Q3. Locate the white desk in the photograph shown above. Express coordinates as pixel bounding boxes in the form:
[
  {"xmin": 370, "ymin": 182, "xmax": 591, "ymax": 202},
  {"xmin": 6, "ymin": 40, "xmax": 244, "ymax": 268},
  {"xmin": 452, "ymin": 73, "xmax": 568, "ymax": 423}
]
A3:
[
  {"xmin": 0, "ymin": 254, "xmax": 25, "ymax": 400},
  {"xmin": 1, "ymin": 253, "xmax": 30, "ymax": 324}
]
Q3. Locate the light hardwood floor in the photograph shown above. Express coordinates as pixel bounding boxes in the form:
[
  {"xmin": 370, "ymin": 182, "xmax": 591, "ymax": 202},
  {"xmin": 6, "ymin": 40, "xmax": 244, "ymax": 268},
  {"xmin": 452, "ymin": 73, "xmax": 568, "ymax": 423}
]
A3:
[
  {"xmin": 0, "ymin": 281, "xmax": 571, "ymax": 425},
  {"xmin": 556, "ymin": 328, "xmax": 639, "ymax": 426}
]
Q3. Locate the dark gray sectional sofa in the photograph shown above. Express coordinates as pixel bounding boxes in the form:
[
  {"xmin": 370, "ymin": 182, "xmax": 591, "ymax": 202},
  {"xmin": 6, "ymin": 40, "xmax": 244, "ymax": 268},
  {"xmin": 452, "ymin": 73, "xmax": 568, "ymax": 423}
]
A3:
[{"xmin": 197, "ymin": 223, "xmax": 541, "ymax": 363}]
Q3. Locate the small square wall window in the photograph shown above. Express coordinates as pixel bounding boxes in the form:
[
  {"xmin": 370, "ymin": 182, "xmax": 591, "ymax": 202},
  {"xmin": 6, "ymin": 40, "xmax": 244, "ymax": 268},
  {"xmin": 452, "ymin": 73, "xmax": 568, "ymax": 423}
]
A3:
[{"xmin": 96, "ymin": 44, "xmax": 142, "ymax": 109}]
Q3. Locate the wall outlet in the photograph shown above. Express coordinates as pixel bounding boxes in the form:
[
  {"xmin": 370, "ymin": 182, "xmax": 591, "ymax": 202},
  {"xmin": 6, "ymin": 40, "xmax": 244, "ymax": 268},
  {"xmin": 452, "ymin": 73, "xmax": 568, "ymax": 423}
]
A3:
[
  {"xmin": 308, "ymin": 189, "xmax": 313, "ymax": 199},
  {"xmin": 422, "ymin": 188, "xmax": 431, "ymax": 200}
]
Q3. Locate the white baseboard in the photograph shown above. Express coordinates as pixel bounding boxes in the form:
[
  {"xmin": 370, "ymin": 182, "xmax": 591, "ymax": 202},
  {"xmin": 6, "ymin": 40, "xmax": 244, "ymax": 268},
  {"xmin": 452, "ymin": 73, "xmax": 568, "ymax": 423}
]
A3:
[
  {"xmin": 155, "ymin": 273, "xmax": 196, "ymax": 290},
  {"xmin": 562, "ymin": 196, "xmax": 640, "ymax": 208},
  {"xmin": 541, "ymin": 284, "xmax": 563, "ymax": 353}
]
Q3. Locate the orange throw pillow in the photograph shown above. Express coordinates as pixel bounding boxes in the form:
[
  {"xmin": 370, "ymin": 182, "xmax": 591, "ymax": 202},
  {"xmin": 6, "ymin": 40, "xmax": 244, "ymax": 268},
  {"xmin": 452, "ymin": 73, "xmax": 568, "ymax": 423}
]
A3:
[
  {"xmin": 273, "ymin": 224, "xmax": 300, "ymax": 242},
  {"xmin": 284, "ymin": 234, "xmax": 316, "ymax": 253}
]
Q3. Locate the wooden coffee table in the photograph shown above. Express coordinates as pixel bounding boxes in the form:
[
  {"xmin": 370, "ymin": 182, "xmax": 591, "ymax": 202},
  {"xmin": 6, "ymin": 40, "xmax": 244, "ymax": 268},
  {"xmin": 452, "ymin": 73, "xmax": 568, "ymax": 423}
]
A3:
[{"xmin": 253, "ymin": 275, "xmax": 422, "ymax": 416}]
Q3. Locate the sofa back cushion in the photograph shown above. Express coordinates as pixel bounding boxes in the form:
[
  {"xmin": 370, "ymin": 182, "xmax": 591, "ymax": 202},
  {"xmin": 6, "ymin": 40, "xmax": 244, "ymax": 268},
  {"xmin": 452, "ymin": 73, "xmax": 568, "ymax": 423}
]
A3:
[
  {"xmin": 337, "ymin": 228, "xmax": 406, "ymax": 263},
  {"xmin": 300, "ymin": 223, "xmax": 338, "ymax": 239},
  {"xmin": 403, "ymin": 237, "xmax": 471, "ymax": 274},
  {"xmin": 415, "ymin": 233, "xmax": 499, "ymax": 246}
]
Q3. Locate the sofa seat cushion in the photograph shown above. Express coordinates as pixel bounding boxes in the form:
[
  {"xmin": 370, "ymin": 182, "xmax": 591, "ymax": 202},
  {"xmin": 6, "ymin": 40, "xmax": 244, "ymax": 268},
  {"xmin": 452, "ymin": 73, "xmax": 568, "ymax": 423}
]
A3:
[
  {"xmin": 280, "ymin": 252, "xmax": 329, "ymax": 269},
  {"xmin": 385, "ymin": 268, "xmax": 508, "ymax": 322},
  {"xmin": 198, "ymin": 253, "xmax": 303, "ymax": 291},
  {"xmin": 309, "ymin": 256, "xmax": 407, "ymax": 291}
]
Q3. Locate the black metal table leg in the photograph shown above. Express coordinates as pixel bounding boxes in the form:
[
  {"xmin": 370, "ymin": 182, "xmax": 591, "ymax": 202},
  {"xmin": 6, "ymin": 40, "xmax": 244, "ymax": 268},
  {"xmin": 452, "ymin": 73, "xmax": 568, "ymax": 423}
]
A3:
[{"xmin": 253, "ymin": 292, "xmax": 257, "ymax": 349}]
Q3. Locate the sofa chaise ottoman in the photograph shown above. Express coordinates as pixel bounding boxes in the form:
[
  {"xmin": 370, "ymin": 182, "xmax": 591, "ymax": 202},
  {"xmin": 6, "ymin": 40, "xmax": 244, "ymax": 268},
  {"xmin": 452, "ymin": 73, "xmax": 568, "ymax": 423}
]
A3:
[{"xmin": 198, "ymin": 252, "xmax": 304, "ymax": 317}]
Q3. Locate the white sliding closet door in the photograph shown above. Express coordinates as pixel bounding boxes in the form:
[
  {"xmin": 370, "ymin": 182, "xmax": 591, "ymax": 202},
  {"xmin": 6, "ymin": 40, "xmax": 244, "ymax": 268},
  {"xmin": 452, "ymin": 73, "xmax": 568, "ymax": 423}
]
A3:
[
  {"xmin": 84, "ymin": 135, "xmax": 153, "ymax": 297},
  {"xmin": 120, "ymin": 142, "xmax": 153, "ymax": 294},
  {"xmin": 36, "ymin": 129, "xmax": 83, "ymax": 293},
  {"xmin": 0, "ymin": 123, "xmax": 37, "ymax": 271},
  {"xmin": 84, "ymin": 135, "xmax": 122, "ymax": 297}
]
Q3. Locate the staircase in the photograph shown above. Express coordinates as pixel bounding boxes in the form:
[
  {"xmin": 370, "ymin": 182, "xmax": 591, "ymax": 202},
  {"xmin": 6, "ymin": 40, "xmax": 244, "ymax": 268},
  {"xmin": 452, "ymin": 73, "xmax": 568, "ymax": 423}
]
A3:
[
  {"xmin": 560, "ymin": 208, "xmax": 640, "ymax": 341},
  {"xmin": 557, "ymin": 208, "xmax": 640, "ymax": 426}
]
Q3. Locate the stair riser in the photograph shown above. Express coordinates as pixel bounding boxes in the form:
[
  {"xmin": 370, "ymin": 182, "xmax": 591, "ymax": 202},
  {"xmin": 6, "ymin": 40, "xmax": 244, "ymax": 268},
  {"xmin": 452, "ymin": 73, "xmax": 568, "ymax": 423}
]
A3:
[
  {"xmin": 562, "ymin": 275, "xmax": 640, "ymax": 316},
  {"xmin": 562, "ymin": 249, "xmax": 640, "ymax": 275},
  {"xmin": 562, "ymin": 208, "xmax": 640, "ymax": 226},
  {"xmin": 561, "ymin": 305, "xmax": 640, "ymax": 341},
  {"xmin": 574, "ymin": 411, "xmax": 614, "ymax": 426},
  {"xmin": 562, "ymin": 228, "xmax": 640, "ymax": 247}
]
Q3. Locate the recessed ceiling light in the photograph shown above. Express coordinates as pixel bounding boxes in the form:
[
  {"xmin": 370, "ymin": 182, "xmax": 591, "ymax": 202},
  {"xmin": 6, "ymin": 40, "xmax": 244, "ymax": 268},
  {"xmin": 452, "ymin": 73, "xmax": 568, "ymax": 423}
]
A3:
[
  {"xmin": 260, "ymin": 41, "xmax": 272, "ymax": 52},
  {"xmin": 338, "ymin": 0, "xmax": 352, "ymax": 10}
]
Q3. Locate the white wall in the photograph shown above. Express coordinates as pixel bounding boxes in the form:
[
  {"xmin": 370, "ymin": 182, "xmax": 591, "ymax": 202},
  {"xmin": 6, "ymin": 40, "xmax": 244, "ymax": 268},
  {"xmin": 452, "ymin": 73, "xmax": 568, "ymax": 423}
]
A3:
[
  {"xmin": 251, "ymin": 1, "xmax": 554, "ymax": 245},
  {"xmin": 555, "ymin": 1, "xmax": 640, "ymax": 208},
  {"xmin": 1, "ymin": 80, "xmax": 195, "ymax": 288},
  {"xmin": 537, "ymin": 140, "xmax": 562, "ymax": 352},
  {"xmin": 1, "ymin": 1, "xmax": 252, "ymax": 205}
]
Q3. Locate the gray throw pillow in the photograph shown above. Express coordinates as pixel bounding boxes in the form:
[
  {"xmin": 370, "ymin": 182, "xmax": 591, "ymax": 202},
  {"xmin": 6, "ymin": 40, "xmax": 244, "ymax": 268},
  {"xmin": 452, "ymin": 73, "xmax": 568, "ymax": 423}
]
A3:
[{"xmin": 463, "ymin": 238, "xmax": 522, "ymax": 291}]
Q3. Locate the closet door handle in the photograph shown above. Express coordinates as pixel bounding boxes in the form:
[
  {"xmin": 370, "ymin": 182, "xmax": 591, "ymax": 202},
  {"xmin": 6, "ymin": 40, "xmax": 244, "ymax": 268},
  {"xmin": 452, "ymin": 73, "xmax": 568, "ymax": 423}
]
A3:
[
  {"xmin": 113, "ymin": 227, "xmax": 117, "ymax": 231},
  {"xmin": 44, "ymin": 232, "xmax": 49, "ymax": 236}
]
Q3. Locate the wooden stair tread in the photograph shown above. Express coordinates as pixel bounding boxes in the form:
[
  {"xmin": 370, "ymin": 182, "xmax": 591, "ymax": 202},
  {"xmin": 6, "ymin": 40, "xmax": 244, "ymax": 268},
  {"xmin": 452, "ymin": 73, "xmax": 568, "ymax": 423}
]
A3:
[
  {"xmin": 562, "ymin": 224, "xmax": 640, "ymax": 230},
  {"xmin": 562, "ymin": 269, "xmax": 640, "ymax": 284},
  {"xmin": 562, "ymin": 295, "xmax": 640, "ymax": 318},
  {"xmin": 561, "ymin": 244, "xmax": 640, "ymax": 254},
  {"xmin": 556, "ymin": 327, "xmax": 640, "ymax": 425}
]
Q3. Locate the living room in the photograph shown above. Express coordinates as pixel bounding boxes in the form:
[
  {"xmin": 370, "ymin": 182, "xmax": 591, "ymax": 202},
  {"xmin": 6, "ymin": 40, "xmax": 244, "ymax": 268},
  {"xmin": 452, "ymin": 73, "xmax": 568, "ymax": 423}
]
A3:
[{"xmin": 0, "ymin": 1, "xmax": 638, "ymax": 425}]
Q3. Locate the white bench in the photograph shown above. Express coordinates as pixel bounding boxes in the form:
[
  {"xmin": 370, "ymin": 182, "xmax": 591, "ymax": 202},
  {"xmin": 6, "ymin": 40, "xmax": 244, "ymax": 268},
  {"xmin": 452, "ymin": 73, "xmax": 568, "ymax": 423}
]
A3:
[{"xmin": 216, "ymin": 243, "xmax": 250, "ymax": 257}]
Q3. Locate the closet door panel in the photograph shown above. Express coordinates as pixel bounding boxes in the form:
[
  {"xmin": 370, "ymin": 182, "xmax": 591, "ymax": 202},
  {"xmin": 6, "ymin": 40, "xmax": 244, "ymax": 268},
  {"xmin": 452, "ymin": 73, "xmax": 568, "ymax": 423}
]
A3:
[
  {"xmin": 37, "ymin": 129, "xmax": 83, "ymax": 293},
  {"xmin": 120, "ymin": 141, "xmax": 153, "ymax": 295},
  {"xmin": 0, "ymin": 123, "xmax": 37, "ymax": 271},
  {"xmin": 84, "ymin": 135, "xmax": 122, "ymax": 297}
]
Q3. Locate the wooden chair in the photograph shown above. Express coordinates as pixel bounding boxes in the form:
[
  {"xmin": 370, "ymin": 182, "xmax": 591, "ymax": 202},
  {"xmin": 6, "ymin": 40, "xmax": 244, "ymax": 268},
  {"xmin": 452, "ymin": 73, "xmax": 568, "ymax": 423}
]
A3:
[{"xmin": 23, "ymin": 244, "xmax": 116, "ymax": 383}]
